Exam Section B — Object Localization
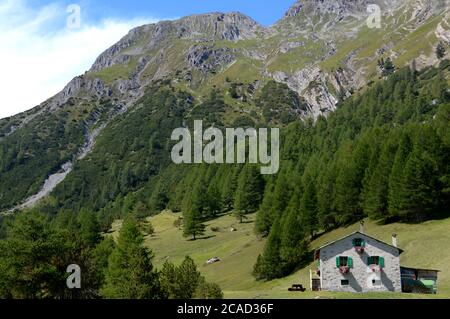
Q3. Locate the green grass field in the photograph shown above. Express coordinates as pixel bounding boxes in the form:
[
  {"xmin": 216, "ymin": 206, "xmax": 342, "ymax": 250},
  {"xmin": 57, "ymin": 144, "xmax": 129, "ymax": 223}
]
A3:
[{"xmin": 110, "ymin": 211, "xmax": 450, "ymax": 299}]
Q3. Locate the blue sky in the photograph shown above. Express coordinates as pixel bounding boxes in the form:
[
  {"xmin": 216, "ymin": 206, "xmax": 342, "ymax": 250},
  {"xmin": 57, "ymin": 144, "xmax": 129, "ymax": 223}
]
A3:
[
  {"xmin": 29, "ymin": 0, "xmax": 295, "ymax": 26},
  {"xmin": 0, "ymin": 0, "xmax": 296, "ymax": 119}
]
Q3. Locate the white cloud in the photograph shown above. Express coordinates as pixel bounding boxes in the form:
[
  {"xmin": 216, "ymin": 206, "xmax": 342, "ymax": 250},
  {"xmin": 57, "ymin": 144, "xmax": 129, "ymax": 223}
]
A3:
[{"xmin": 0, "ymin": 0, "xmax": 161, "ymax": 119}]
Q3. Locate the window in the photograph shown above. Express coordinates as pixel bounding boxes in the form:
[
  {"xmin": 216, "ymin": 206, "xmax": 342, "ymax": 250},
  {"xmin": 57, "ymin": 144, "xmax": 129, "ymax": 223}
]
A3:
[
  {"xmin": 372, "ymin": 279, "xmax": 382, "ymax": 286},
  {"xmin": 336, "ymin": 256, "xmax": 353, "ymax": 268},
  {"xmin": 352, "ymin": 238, "xmax": 365, "ymax": 247},
  {"xmin": 340, "ymin": 256, "xmax": 348, "ymax": 267},
  {"xmin": 368, "ymin": 256, "xmax": 385, "ymax": 267},
  {"xmin": 341, "ymin": 280, "xmax": 349, "ymax": 286}
]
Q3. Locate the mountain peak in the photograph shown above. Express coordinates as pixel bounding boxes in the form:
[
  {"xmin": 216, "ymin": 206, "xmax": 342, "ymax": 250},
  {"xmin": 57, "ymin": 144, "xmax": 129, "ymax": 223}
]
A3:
[
  {"xmin": 175, "ymin": 11, "xmax": 265, "ymax": 41},
  {"xmin": 89, "ymin": 11, "xmax": 264, "ymax": 74},
  {"xmin": 283, "ymin": 0, "xmax": 447, "ymax": 20},
  {"xmin": 283, "ymin": 0, "xmax": 379, "ymax": 19}
]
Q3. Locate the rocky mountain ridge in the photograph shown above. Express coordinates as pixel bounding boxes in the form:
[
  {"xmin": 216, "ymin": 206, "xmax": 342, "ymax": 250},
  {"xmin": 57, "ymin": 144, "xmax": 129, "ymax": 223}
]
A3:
[
  {"xmin": 4, "ymin": 1, "xmax": 449, "ymax": 126},
  {"xmin": 1, "ymin": 0, "xmax": 449, "ymax": 212}
]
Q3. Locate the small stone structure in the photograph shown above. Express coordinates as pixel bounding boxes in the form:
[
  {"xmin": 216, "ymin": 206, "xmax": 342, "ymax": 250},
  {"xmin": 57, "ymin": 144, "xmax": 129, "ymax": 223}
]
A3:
[{"xmin": 313, "ymin": 231, "xmax": 403, "ymax": 293}]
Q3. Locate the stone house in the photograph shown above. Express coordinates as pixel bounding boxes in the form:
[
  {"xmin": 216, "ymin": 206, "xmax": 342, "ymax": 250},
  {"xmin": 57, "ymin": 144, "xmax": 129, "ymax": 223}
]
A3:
[{"xmin": 311, "ymin": 231, "xmax": 403, "ymax": 293}]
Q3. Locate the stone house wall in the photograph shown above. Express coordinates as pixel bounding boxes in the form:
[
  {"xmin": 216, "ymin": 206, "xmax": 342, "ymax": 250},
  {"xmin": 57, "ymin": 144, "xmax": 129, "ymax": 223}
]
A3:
[{"xmin": 319, "ymin": 233, "xmax": 402, "ymax": 292}]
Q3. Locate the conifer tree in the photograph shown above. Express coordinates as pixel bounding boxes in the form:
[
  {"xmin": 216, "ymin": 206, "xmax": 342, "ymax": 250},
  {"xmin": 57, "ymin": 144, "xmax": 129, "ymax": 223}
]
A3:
[
  {"xmin": 436, "ymin": 103, "xmax": 450, "ymax": 146},
  {"xmin": 102, "ymin": 217, "xmax": 162, "ymax": 299},
  {"xmin": 221, "ymin": 166, "xmax": 240, "ymax": 211},
  {"xmin": 431, "ymin": 69, "xmax": 447, "ymax": 101},
  {"xmin": 0, "ymin": 211, "xmax": 104, "ymax": 299},
  {"xmin": 394, "ymin": 148, "xmax": 439, "ymax": 222},
  {"xmin": 255, "ymin": 179, "xmax": 275, "ymax": 236},
  {"xmin": 267, "ymin": 170, "xmax": 292, "ymax": 223},
  {"xmin": 92, "ymin": 237, "xmax": 116, "ymax": 288},
  {"xmin": 149, "ymin": 185, "xmax": 169, "ymax": 214},
  {"xmin": 78, "ymin": 209, "xmax": 101, "ymax": 246},
  {"xmin": 253, "ymin": 219, "xmax": 283, "ymax": 280},
  {"xmin": 388, "ymin": 132, "xmax": 413, "ymax": 218},
  {"xmin": 436, "ymin": 41, "xmax": 446, "ymax": 59},
  {"xmin": 396, "ymin": 126, "xmax": 443, "ymax": 221},
  {"xmin": 234, "ymin": 165, "xmax": 265, "ymax": 223},
  {"xmin": 300, "ymin": 178, "xmax": 318, "ymax": 237},
  {"xmin": 183, "ymin": 206, "xmax": 206, "ymax": 240},
  {"xmin": 379, "ymin": 57, "xmax": 395, "ymax": 77},
  {"xmin": 316, "ymin": 163, "xmax": 338, "ymax": 231},
  {"xmin": 159, "ymin": 261, "xmax": 178, "ymax": 299},
  {"xmin": 363, "ymin": 136, "xmax": 398, "ymax": 220},
  {"xmin": 160, "ymin": 256, "xmax": 223, "ymax": 299},
  {"xmin": 183, "ymin": 175, "xmax": 207, "ymax": 240},
  {"xmin": 206, "ymin": 185, "xmax": 222, "ymax": 217},
  {"xmin": 195, "ymin": 277, "xmax": 224, "ymax": 299},
  {"xmin": 279, "ymin": 196, "xmax": 310, "ymax": 275},
  {"xmin": 334, "ymin": 143, "xmax": 363, "ymax": 224},
  {"xmin": 396, "ymin": 83, "xmax": 416, "ymax": 123},
  {"xmin": 0, "ymin": 212, "xmax": 66, "ymax": 298},
  {"xmin": 177, "ymin": 256, "xmax": 202, "ymax": 298}
]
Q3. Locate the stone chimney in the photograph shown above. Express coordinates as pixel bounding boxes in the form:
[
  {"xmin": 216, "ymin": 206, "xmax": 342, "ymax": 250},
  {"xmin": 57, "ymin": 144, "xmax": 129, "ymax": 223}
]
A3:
[
  {"xmin": 392, "ymin": 234, "xmax": 398, "ymax": 247},
  {"xmin": 359, "ymin": 220, "xmax": 365, "ymax": 234}
]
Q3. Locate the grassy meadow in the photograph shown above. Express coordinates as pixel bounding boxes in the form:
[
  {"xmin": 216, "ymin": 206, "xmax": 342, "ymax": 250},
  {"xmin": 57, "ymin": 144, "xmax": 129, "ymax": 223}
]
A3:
[{"xmin": 110, "ymin": 211, "xmax": 450, "ymax": 299}]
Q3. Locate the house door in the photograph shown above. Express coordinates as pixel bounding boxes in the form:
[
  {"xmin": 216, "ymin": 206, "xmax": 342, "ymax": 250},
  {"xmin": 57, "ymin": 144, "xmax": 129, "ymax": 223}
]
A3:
[{"xmin": 312, "ymin": 279, "xmax": 321, "ymax": 291}]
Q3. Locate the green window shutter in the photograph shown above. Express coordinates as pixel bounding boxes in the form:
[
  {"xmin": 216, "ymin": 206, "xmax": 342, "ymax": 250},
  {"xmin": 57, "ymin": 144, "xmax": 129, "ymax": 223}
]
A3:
[
  {"xmin": 348, "ymin": 257, "xmax": 353, "ymax": 268},
  {"xmin": 362, "ymin": 240, "xmax": 365, "ymax": 247},
  {"xmin": 380, "ymin": 257, "xmax": 385, "ymax": 268},
  {"xmin": 336, "ymin": 257, "xmax": 340, "ymax": 267},
  {"xmin": 352, "ymin": 239, "xmax": 355, "ymax": 246},
  {"xmin": 368, "ymin": 256, "xmax": 372, "ymax": 265}
]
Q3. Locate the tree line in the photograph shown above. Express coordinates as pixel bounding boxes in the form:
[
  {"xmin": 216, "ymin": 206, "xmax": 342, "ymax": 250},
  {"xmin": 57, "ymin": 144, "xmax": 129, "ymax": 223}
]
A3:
[
  {"xmin": 4, "ymin": 61, "xmax": 449, "ymax": 286},
  {"xmin": 0, "ymin": 210, "xmax": 222, "ymax": 299},
  {"xmin": 148, "ymin": 62, "xmax": 450, "ymax": 280}
]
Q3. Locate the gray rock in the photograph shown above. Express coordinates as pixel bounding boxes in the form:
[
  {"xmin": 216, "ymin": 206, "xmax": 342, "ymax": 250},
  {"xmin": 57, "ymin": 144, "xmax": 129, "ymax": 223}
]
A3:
[{"xmin": 187, "ymin": 45, "xmax": 236, "ymax": 73}]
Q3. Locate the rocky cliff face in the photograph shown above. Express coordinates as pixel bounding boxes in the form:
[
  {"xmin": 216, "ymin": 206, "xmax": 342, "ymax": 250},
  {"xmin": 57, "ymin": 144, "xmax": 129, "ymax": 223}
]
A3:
[
  {"xmin": 1, "ymin": 0, "xmax": 449, "ymax": 211},
  {"xmin": 89, "ymin": 12, "xmax": 263, "ymax": 73},
  {"xmin": 30, "ymin": 12, "xmax": 264, "ymax": 119},
  {"xmin": 176, "ymin": 12, "xmax": 265, "ymax": 41},
  {"xmin": 0, "ymin": 0, "xmax": 450, "ymax": 214},
  {"xmin": 268, "ymin": 0, "xmax": 450, "ymax": 115},
  {"xmin": 3, "ymin": 1, "xmax": 449, "ymax": 127},
  {"xmin": 283, "ymin": 0, "xmax": 374, "ymax": 19}
]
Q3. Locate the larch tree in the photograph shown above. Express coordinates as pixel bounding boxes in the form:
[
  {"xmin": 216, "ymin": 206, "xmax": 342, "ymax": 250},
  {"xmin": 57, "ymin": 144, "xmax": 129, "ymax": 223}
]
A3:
[
  {"xmin": 183, "ymin": 176, "xmax": 207, "ymax": 240},
  {"xmin": 234, "ymin": 165, "xmax": 265, "ymax": 223},
  {"xmin": 102, "ymin": 216, "xmax": 162, "ymax": 299}
]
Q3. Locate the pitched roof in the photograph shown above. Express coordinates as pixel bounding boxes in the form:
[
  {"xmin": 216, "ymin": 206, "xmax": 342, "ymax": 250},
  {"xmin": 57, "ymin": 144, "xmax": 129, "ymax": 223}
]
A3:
[
  {"xmin": 314, "ymin": 231, "xmax": 404, "ymax": 254},
  {"xmin": 401, "ymin": 266, "xmax": 441, "ymax": 272}
]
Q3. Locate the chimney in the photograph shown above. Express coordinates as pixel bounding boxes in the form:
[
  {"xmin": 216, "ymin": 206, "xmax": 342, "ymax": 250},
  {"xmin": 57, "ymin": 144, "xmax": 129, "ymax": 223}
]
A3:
[
  {"xmin": 359, "ymin": 220, "xmax": 365, "ymax": 234},
  {"xmin": 392, "ymin": 234, "xmax": 398, "ymax": 248}
]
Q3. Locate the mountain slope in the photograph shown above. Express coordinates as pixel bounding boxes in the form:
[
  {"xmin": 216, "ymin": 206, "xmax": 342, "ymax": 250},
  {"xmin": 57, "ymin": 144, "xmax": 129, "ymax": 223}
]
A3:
[
  {"xmin": 0, "ymin": 1, "xmax": 449, "ymax": 299},
  {"xmin": 109, "ymin": 210, "xmax": 450, "ymax": 298},
  {"xmin": 1, "ymin": 0, "xmax": 450, "ymax": 213}
]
